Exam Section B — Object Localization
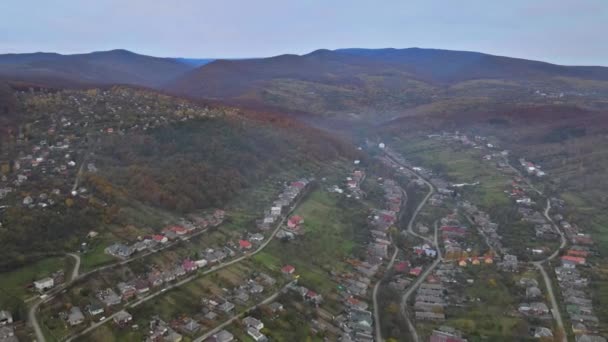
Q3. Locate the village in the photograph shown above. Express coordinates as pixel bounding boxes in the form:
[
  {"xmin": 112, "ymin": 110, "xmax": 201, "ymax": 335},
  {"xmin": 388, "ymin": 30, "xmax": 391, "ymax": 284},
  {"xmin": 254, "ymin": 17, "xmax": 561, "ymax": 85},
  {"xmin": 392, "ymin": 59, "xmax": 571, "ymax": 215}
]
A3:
[{"xmin": 1, "ymin": 93, "xmax": 606, "ymax": 342}]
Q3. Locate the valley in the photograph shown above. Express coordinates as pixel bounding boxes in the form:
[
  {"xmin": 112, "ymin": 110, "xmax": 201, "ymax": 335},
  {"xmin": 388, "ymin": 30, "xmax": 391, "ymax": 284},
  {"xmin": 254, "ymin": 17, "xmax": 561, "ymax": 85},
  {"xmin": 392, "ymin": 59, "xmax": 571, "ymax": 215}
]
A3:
[{"xmin": 0, "ymin": 46, "xmax": 607, "ymax": 342}]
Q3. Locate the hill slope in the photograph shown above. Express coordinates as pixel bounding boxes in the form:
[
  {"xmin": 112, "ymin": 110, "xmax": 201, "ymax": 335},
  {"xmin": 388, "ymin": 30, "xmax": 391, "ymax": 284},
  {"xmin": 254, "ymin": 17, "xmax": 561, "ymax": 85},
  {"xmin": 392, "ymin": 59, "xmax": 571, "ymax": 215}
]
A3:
[
  {"xmin": 0, "ymin": 49, "xmax": 195, "ymax": 88},
  {"xmin": 0, "ymin": 85, "xmax": 357, "ymax": 271},
  {"xmin": 168, "ymin": 48, "xmax": 608, "ymax": 118}
]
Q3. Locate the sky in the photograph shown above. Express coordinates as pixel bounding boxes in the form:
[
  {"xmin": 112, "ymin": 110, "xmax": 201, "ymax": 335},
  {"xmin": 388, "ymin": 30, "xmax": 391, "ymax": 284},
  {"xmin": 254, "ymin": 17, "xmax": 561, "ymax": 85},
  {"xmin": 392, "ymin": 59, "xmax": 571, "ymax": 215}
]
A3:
[{"xmin": 1, "ymin": 0, "xmax": 607, "ymax": 66}]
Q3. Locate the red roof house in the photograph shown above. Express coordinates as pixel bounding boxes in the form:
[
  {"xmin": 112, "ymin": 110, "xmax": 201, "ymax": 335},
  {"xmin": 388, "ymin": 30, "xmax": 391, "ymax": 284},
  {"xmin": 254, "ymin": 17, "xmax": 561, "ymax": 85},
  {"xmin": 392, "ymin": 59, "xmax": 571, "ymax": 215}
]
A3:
[
  {"xmin": 394, "ymin": 261, "xmax": 410, "ymax": 273},
  {"xmin": 288, "ymin": 215, "xmax": 303, "ymax": 229},
  {"xmin": 409, "ymin": 266, "xmax": 423, "ymax": 277},
  {"xmin": 152, "ymin": 235, "xmax": 168, "ymax": 243},
  {"xmin": 281, "ymin": 265, "xmax": 295, "ymax": 274},
  {"xmin": 561, "ymin": 255, "xmax": 586, "ymax": 265},
  {"xmin": 291, "ymin": 181, "xmax": 306, "ymax": 189},
  {"xmin": 239, "ymin": 240, "xmax": 252, "ymax": 249},
  {"xmin": 182, "ymin": 259, "xmax": 198, "ymax": 273},
  {"xmin": 567, "ymin": 249, "xmax": 589, "ymax": 258},
  {"xmin": 168, "ymin": 225, "xmax": 188, "ymax": 235}
]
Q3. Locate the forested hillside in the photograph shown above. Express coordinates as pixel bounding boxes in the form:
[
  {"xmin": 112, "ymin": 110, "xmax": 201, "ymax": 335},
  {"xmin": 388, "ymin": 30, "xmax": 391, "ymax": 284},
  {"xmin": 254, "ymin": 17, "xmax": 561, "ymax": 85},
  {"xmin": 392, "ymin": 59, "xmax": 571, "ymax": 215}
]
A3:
[{"xmin": 0, "ymin": 86, "xmax": 357, "ymax": 271}]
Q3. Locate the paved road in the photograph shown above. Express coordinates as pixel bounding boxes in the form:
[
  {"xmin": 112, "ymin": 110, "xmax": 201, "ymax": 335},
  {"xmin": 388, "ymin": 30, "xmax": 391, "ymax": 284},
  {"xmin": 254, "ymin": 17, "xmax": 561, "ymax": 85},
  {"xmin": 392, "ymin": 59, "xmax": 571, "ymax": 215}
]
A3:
[
  {"xmin": 506, "ymin": 159, "xmax": 567, "ymax": 341},
  {"xmin": 29, "ymin": 252, "xmax": 82, "ymax": 342},
  {"xmin": 383, "ymin": 151, "xmax": 437, "ymax": 342},
  {"xmin": 65, "ymin": 189, "xmax": 307, "ymax": 341},
  {"xmin": 400, "ymin": 222, "xmax": 441, "ymax": 342},
  {"xmin": 373, "ymin": 187, "xmax": 408, "ymax": 342},
  {"xmin": 532, "ymin": 199, "xmax": 567, "ymax": 342},
  {"xmin": 67, "ymin": 253, "xmax": 81, "ymax": 281}
]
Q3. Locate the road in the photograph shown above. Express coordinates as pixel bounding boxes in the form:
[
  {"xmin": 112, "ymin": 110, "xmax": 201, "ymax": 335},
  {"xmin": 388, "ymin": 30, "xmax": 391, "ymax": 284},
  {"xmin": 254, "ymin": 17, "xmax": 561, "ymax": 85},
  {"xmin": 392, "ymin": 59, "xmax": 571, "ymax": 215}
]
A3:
[
  {"xmin": 384, "ymin": 150, "xmax": 437, "ymax": 342},
  {"xmin": 400, "ymin": 223, "xmax": 441, "ymax": 342},
  {"xmin": 506, "ymin": 159, "xmax": 567, "ymax": 341},
  {"xmin": 192, "ymin": 281, "xmax": 294, "ymax": 342},
  {"xmin": 29, "ymin": 224, "xmax": 213, "ymax": 342},
  {"xmin": 373, "ymin": 187, "xmax": 408, "ymax": 342},
  {"xmin": 29, "ymin": 252, "xmax": 82, "ymax": 342},
  {"xmin": 531, "ymin": 199, "xmax": 568, "ymax": 342},
  {"xmin": 65, "ymin": 188, "xmax": 308, "ymax": 341},
  {"xmin": 67, "ymin": 253, "xmax": 81, "ymax": 281}
]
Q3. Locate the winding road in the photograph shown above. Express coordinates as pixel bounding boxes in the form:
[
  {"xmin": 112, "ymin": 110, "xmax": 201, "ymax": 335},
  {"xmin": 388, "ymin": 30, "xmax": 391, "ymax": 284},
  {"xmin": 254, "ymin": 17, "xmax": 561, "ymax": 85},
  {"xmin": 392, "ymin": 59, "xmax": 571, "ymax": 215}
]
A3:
[
  {"xmin": 383, "ymin": 150, "xmax": 438, "ymax": 342},
  {"xmin": 505, "ymin": 157, "xmax": 568, "ymax": 341},
  {"xmin": 372, "ymin": 187, "xmax": 408, "ymax": 342},
  {"xmin": 531, "ymin": 199, "xmax": 568, "ymax": 342}
]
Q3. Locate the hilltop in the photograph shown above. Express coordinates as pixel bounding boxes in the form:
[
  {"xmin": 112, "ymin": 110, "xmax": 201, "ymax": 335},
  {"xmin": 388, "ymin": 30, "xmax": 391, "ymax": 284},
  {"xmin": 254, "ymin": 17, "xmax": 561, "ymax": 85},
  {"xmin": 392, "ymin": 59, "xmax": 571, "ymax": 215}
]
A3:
[
  {"xmin": 167, "ymin": 48, "xmax": 608, "ymax": 118},
  {"xmin": 0, "ymin": 49, "xmax": 196, "ymax": 88}
]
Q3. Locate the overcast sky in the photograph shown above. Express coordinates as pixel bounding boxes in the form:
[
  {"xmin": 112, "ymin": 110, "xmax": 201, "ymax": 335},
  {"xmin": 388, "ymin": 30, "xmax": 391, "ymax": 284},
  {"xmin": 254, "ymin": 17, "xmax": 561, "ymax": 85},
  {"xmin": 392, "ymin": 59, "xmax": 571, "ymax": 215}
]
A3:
[{"xmin": 1, "ymin": 0, "xmax": 606, "ymax": 65}]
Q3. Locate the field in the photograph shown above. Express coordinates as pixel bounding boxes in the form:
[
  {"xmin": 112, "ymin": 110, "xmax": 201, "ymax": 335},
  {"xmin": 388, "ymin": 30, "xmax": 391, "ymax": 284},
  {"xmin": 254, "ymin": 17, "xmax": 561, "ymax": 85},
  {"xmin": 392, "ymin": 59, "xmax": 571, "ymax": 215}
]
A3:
[{"xmin": 0, "ymin": 256, "xmax": 67, "ymax": 320}]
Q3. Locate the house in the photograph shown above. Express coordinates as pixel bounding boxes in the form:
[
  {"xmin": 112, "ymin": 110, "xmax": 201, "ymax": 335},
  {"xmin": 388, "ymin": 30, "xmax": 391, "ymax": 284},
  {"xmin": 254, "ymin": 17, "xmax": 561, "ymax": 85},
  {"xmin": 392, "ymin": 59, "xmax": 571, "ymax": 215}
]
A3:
[
  {"xmin": 270, "ymin": 206, "xmax": 282, "ymax": 216},
  {"xmin": 167, "ymin": 225, "xmax": 188, "ymax": 236},
  {"xmin": 181, "ymin": 318, "xmax": 201, "ymax": 334},
  {"xmin": 533, "ymin": 327, "xmax": 553, "ymax": 338},
  {"xmin": 394, "ymin": 261, "xmax": 410, "ymax": 273},
  {"xmin": 243, "ymin": 316, "xmax": 264, "ymax": 330},
  {"xmin": 247, "ymin": 327, "xmax": 268, "ymax": 342},
  {"xmin": 98, "ymin": 288, "xmax": 121, "ymax": 306},
  {"xmin": 67, "ymin": 306, "xmax": 85, "ymax": 326},
  {"xmin": 0, "ymin": 325, "xmax": 17, "ymax": 342},
  {"xmin": 195, "ymin": 258, "xmax": 208, "ymax": 268},
  {"xmin": 430, "ymin": 327, "xmax": 466, "ymax": 342},
  {"xmin": 117, "ymin": 282, "xmax": 136, "ymax": 300},
  {"xmin": 561, "ymin": 255, "xmax": 586, "ymax": 267},
  {"xmin": 210, "ymin": 330, "xmax": 234, "ymax": 342},
  {"xmin": 87, "ymin": 303, "xmax": 104, "ymax": 316},
  {"xmin": 113, "ymin": 310, "xmax": 132, "ymax": 326},
  {"xmin": 217, "ymin": 301, "xmax": 235, "ymax": 314},
  {"xmin": 458, "ymin": 259, "xmax": 467, "ymax": 267},
  {"xmin": 134, "ymin": 279, "xmax": 150, "ymax": 294},
  {"xmin": 105, "ymin": 243, "xmax": 134, "ymax": 259},
  {"xmin": 471, "ymin": 257, "xmax": 480, "ymax": 266},
  {"xmin": 305, "ymin": 290, "xmax": 323, "ymax": 304},
  {"xmin": 34, "ymin": 277, "xmax": 54, "ymax": 292},
  {"xmin": 576, "ymin": 335, "xmax": 607, "ymax": 342},
  {"xmin": 287, "ymin": 215, "xmax": 303, "ymax": 229},
  {"xmin": 249, "ymin": 233, "xmax": 264, "ymax": 242},
  {"xmin": 268, "ymin": 302, "xmax": 284, "ymax": 313},
  {"xmin": 0, "ymin": 311, "xmax": 12, "ymax": 325},
  {"xmin": 182, "ymin": 259, "xmax": 198, "ymax": 273},
  {"xmin": 152, "ymin": 234, "xmax": 168, "ymax": 244},
  {"xmin": 281, "ymin": 265, "xmax": 295, "ymax": 275},
  {"xmin": 239, "ymin": 240, "xmax": 252, "ymax": 250},
  {"xmin": 409, "ymin": 266, "xmax": 423, "ymax": 277},
  {"xmin": 526, "ymin": 286, "xmax": 542, "ymax": 299},
  {"xmin": 484, "ymin": 256, "xmax": 494, "ymax": 264}
]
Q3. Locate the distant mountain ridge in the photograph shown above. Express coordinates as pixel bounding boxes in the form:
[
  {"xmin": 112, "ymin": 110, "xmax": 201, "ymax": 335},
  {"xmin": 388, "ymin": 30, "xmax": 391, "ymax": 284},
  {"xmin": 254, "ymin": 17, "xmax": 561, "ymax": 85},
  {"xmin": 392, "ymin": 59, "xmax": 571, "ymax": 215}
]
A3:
[
  {"xmin": 0, "ymin": 49, "xmax": 198, "ymax": 88},
  {"xmin": 168, "ymin": 47, "xmax": 608, "ymax": 99}
]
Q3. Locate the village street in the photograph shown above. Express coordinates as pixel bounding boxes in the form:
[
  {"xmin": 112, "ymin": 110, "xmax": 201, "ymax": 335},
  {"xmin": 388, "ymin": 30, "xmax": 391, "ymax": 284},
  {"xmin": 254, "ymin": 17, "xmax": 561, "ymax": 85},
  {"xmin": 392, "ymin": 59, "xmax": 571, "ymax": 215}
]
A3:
[
  {"xmin": 372, "ymin": 188, "xmax": 408, "ymax": 342},
  {"xmin": 503, "ymin": 157, "xmax": 568, "ymax": 341},
  {"xmin": 63, "ymin": 185, "xmax": 308, "ymax": 342},
  {"xmin": 191, "ymin": 280, "xmax": 296, "ymax": 342},
  {"xmin": 376, "ymin": 150, "xmax": 440, "ymax": 342}
]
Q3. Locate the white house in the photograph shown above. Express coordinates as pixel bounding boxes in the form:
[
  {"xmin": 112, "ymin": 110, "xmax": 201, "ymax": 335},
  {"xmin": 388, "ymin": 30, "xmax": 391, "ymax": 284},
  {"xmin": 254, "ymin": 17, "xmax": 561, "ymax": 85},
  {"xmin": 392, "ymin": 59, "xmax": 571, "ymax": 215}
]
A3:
[
  {"xmin": 34, "ymin": 277, "xmax": 54, "ymax": 292},
  {"xmin": 195, "ymin": 259, "xmax": 208, "ymax": 268},
  {"xmin": 243, "ymin": 316, "xmax": 264, "ymax": 330},
  {"xmin": 270, "ymin": 206, "xmax": 282, "ymax": 216},
  {"xmin": 247, "ymin": 327, "xmax": 267, "ymax": 342}
]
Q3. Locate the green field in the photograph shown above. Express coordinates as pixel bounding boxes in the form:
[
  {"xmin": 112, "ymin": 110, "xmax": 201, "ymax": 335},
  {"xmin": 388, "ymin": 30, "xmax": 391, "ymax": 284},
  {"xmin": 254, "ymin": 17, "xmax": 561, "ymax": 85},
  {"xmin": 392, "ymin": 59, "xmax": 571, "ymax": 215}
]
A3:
[{"xmin": 0, "ymin": 256, "xmax": 66, "ymax": 303}]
